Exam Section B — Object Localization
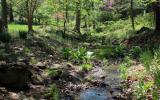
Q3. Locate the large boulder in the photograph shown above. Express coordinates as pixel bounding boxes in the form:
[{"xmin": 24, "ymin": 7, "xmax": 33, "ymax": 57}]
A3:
[{"xmin": 0, "ymin": 63, "xmax": 32, "ymax": 89}]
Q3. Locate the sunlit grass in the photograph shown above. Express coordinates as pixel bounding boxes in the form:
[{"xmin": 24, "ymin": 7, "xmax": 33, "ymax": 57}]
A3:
[
  {"xmin": 8, "ymin": 23, "xmax": 39, "ymax": 37},
  {"xmin": 93, "ymin": 13, "xmax": 154, "ymax": 40}
]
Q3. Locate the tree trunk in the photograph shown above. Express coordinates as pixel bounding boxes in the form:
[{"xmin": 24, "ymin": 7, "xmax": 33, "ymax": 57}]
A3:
[
  {"xmin": 38, "ymin": 18, "xmax": 41, "ymax": 24},
  {"xmin": 74, "ymin": 1, "xmax": 81, "ymax": 34},
  {"xmin": 1, "ymin": 0, "xmax": 8, "ymax": 33},
  {"xmin": 84, "ymin": 15, "xmax": 88, "ymax": 28},
  {"xmin": 63, "ymin": 20, "xmax": 66, "ymax": 38},
  {"xmin": 154, "ymin": 1, "xmax": 160, "ymax": 31},
  {"xmin": 131, "ymin": 0, "xmax": 135, "ymax": 31},
  {"xmin": 92, "ymin": 2, "xmax": 96, "ymax": 29},
  {"xmin": 28, "ymin": 16, "xmax": 33, "ymax": 32},
  {"xmin": 9, "ymin": 4, "xmax": 14, "ymax": 23},
  {"xmin": 0, "ymin": 19, "xmax": 2, "ymax": 33},
  {"xmin": 93, "ymin": 21, "xmax": 96, "ymax": 29},
  {"xmin": 63, "ymin": 0, "xmax": 68, "ymax": 38}
]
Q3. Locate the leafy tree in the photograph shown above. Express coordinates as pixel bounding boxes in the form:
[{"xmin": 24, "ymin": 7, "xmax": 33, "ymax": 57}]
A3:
[{"xmin": 25, "ymin": 0, "xmax": 43, "ymax": 32}]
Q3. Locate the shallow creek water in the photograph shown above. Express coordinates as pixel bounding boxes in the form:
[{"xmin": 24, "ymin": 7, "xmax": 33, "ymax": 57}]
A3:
[{"xmin": 78, "ymin": 63, "xmax": 122, "ymax": 100}]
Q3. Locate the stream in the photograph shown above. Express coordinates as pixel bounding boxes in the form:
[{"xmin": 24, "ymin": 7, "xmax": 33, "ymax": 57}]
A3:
[
  {"xmin": 77, "ymin": 61, "xmax": 122, "ymax": 100},
  {"xmin": 48, "ymin": 33, "xmax": 123, "ymax": 100}
]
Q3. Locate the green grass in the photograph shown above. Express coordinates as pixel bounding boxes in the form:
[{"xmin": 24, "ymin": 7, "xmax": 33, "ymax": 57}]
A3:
[
  {"xmin": 93, "ymin": 13, "xmax": 154, "ymax": 41},
  {"xmin": 8, "ymin": 23, "xmax": 39, "ymax": 37}
]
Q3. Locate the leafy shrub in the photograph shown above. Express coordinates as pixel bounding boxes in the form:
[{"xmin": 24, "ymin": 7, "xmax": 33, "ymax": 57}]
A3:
[
  {"xmin": 123, "ymin": 56, "xmax": 133, "ymax": 66},
  {"xmin": 134, "ymin": 80, "xmax": 153, "ymax": 100},
  {"xmin": 150, "ymin": 49, "xmax": 160, "ymax": 87},
  {"xmin": 119, "ymin": 64, "xmax": 128, "ymax": 79},
  {"xmin": 96, "ymin": 26, "xmax": 103, "ymax": 33},
  {"xmin": 61, "ymin": 47, "xmax": 89, "ymax": 64},
  {"xmin": 114, "ymin": 44, "xmax": 126, "ymax": 57},
  {"xmin": 19, "ymin": 31, "xmax": 28, "ymax": 39},
  {"xmin": 130, "ymin": 46, "xmax": 142, "ymax": 58},
  {"xmin": 139, "ymin": 49, "xmax": 160, "ymax": 99},
  {"xmin": 50, "ymin": 84, "xmax": 59, "ymax": 100},
  {"xmin": 140, "ymin": 50, "xmax": 153, "ymax": 71},
  {"xmin": 96, "ymin": 44, "xmax": 127, "ymax": 59},
  {"xmin": 98, "ymin": 11, "xmax": 121, "ymax": 22},
  {"xmin": 81, "ymin": 63, "xmax": 93, "ymax": 71},
  {"xmin": 61, "ymin": 48, "xmax": 72, "ymax": 60},
  {"xmin": 48, "ymin": 69, "xmax": 61, "ymax": 78},
  {"xmin": 71, "ymin": 47, "xmax": 88, "ymax": 64},
  {"xmin": 29, "ymin": 58, "xmax": 38, "ymax": 65},
  {"xmin": 55, "ymin": 30, "xmax": 64, "ymax": 36},
  {"xmin": 24, "ymin": 47, "xmax": 31, "ymax": 53},
  {"xmin": 95, "ymin": 47, "xmax": 113, "ymax": 59},
  {"xmin": 0, "ymin": 33, "xmax": 12, "ymax": 43}
]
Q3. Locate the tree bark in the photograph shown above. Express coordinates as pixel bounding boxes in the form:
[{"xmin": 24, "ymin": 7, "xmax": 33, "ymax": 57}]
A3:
[
  {"xmin": 1, "ymin": 0, "xmax": 8, "ymax": 33},
  {"xmin": 9, "ymin": 4, "xmax": 14, "ymax": 22},
  {"xmin": 154, "ymin": 1, "xmax": 160, "ymax": 31},
  {"xmin": 131, "ymin": 0, "xmax": 135, "ymax": 31},
  {"xmin": 0, "ymin": 19, "xmax": 2, "ymax": 33},
  {"xmin": 28, "ymin": 16, "xmax": 33, "ymax": 32},
  {"xmin": 74, "ymin": 1, "xmax": 81, "ymax": 34}
]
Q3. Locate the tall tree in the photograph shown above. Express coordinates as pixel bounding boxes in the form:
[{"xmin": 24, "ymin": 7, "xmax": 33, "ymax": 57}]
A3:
[
  {"xmin": 153, "ymin": 0, "xmax": 160, "ymax": 31},
  {"xmin": 131, "ymin": 0, "xmax": 135, "ymax": 31},
  {"xmin": 74, "ymin": 0, "xmax": 81, "ymax": 34},
  {"xmin": 1, "ymin": 0, "xmax": 8, "ymax": 33},
  {"xmin": 8, "ymin": 3, "xmax": 14, "ymax": 22},
  {"xmin": 24, "ymin": 0, "xmax": 42, "ymax": 32}
]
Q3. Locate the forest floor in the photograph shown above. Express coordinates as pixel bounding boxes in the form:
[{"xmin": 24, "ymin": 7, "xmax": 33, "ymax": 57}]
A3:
[
  {"xmin": 0, "ymin": 26, "xmax": 160, "ymax": 100},
  {"xmin": 0, "ymin": 31, "xmax": 125, "ymax": 100}
]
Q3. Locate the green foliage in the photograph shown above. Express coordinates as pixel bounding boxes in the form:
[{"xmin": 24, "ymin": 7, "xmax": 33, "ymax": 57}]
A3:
[
  {"xmin": 119, "ymin": 64, "xmax": 128, "ymax": 79},
  {"xmin": 150, "ymin": 49, "xmax": 160, "ymax": 87},
  {"xmin": 96, "ymin": 47, "xmax": 114, "ymax": 59},
  {"xmin": 140, "ymin": 50, "xmax": 153, "ymax": 71},
  {"xmin": 19, "ymin": 31, "xmax": 28, "ymax": 39},
  {"xmin": 130, "ymin": 46, "xmax": 142, "ymax": 58},
  {"xmin": 61, "ymin": 48, "xmax": 72, "ymax": 60},
  {"xmin": 139, "ymin": 49, "xmax": 160, "ymax": 99},
  {"xmin": 81, "ymin": 63, "xmax": 93, "ymax": 71},
  {"xmin": 0, "ymin": 33, "xmax": 12, "ymax": 43},
  {"xmin": 95, "ymin": 26, "xmax": 104, "ymax": 33},
  {"xmin": 61, "ymin": 47, "xmax": 89, "ymax": 64},
  {"xmin": 48, "ymin": 69, "xmax": 60, "ymax": 77},
  {"xmin": 24, "ymin": 47, "xmax": 31, "ymax": 53},
  {"xmin": 98, "ymin": 11, "xmax": 121, "ymax": 22},
  {"xmin": 50, "ymin": 84, "xmax": 59, "ymax": 100},
  {"xmin": 30, "ymin": 58, "xmax": 38, "ymax": 65},
  {"xmin": 134, "ymin": 80, "xmax": 153, "ymax": 100},
  {"xmin": 123, "ymin": 56, "xmax": 133, "ymax": 66},
  {"xmin": 114, "ymin": 44, "xmax": 126, "ymax": 57},
  {"xmin": 96, "ymin": 44, "xmax": 127, "ymax": 59},
  {"xmin": 71, "ymin": 47, "xmax": 88, "ymax": 63}
]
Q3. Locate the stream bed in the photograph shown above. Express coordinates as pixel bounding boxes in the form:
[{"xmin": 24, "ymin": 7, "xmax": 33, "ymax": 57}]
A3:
[
  {"xmin": 76, "ymin": 61, "xmax": 123, "ymax": 100},
  {"xmin": 79, "ymin": 87, "xmax": 112, "ymax": 100}
]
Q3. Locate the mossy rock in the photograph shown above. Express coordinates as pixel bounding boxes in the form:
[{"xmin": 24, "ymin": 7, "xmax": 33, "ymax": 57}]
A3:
[{"xmin": 0, "ymin": 63, "xmax": 32, "ymax": 89}]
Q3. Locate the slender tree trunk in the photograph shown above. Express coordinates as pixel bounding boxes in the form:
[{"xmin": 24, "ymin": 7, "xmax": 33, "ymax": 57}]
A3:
[
  {"xmin": 63, "ymin": 20, "xmax": 66, "ymax": 38},
  {"xmin": 84, "ymin": 15, "xmax": 88, "ymax": 28},
  {"xmin": 92, "ymin": 2, "xmax": 96, "ymax": 29},
  {"xmin": 130, "ymin": 0, "xmax": 135, "ymax": 31},
  {"xmin": 1, "ymin": 0, "xmax": 8, "ymax": 33},
  {"xmin": 93, "ymin": 21, "xmax": 96, "ymax": 29},
  {"xmin": 9, "ymin": 4, "xmax": 14, "ymax": 22},
  {"xmin": 74, "ymin": 1, "xmax": 81, "ymax": 34},
  {"xmin": 63, "ymin": 0, "xmax": 68, "ymax": 38},
  {"xmin": 0, "ymin": 19, "xmax": 2, "ymax": 33},
  {"xmin": 28, "ymin": 16, "xmax": 33, "ymax": 32},
  {"xmin": 154, "ymin": 1, "xmax": 160, "ymax": 31},
  {"xmin": 38, "ymin": 18, "xmax": 41, "ymax": 24}
]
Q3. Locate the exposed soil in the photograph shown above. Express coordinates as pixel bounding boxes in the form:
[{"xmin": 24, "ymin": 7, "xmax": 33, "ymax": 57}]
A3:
[{"xmin": 0, "ymin": 34, "xmax": 125, "ymax": 100}]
